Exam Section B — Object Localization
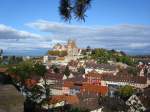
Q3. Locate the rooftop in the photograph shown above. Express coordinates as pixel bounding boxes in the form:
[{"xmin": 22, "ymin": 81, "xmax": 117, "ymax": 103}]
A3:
[{"xmin": 49, "ymin": 95, "xmax": 79, "ymax": 105}]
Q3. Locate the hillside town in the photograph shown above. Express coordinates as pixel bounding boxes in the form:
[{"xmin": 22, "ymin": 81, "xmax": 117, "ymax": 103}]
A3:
[
  {"xmin": 0, "ymin": 40, "xmax": 150, "ymax": 112},
  {"xmin": 0, "ymin": 0, "xmax": 150, "ymax": 112}
]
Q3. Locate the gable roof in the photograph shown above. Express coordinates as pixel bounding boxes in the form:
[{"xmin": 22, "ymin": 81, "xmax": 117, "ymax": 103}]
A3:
[
  {"xmin": 49, "ymin": 95, "xmax": 79, "ymax": 105},
  {"xmin": 68, "ymin": 60, "xmax": 78, "ymax": 67},
  {"xmin": 85, "ymin": 70, "xmax": 147, "ymax": 84},
  {"xmin": 64, "ymin": 75, "xmax": 87, "ymax": 83},
  {"xmin": 102, "ymin": 73, "xmax": 147, "ymax": 84},
  {"xmin": 85, "ymin": 63, "xmax": 116, "ymax": 71},
  {"xmin": 0, "ymin": 67, "xmax": 7, "ymax": 73},
  {"xmin": 46, "ymin": 72, "xmax": 63, "ymax": 81},
  {"xmin": 86, "ymin": 70, "xmax": 102, "ymax": 78},
  {"xmin": 81, "ymin": 83, "xmax": 108, "ymax": 95}
]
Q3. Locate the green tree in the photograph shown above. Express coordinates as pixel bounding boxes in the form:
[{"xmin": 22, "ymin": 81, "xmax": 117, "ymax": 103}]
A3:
[
  {"xmin": 118, "ymin": 85, "xmax": 134, "ymax": 100},
  {"xmin": 89, "ymin": 48, "xmax": 134, "ymax": 65},
  {"xmin": 8, "ymin": 56, "xmax": 23, "ymax": 64},
  {"xmin": 8, "ymin": 61, "xmax": 52, "ymax": 110},
  {"xmin": 8, "ymin": 60, "xmax": 34, "ymax": 84},
  {"xmin": 0, "ymin": 58, "xmax": 2, "ymax": 65},
  {"xmin": 64, "ymin": 66, "xmax": 70, "ymax": 77},
  {"xmin": 33, "ymin": 63, "xmax": 51, "ymax": 107},
  {"xmin": 78, "ymin": 67, "xmax": 85, "ymax": 74},
  {"xmin": 127, "ymin": 67, "xmax": 139, "ymax": 76},
  {"xmin": 98, "ymin": 96, "xmax": 129, "ymax": 112},
  {"xmin": 59, "ymin": 0, "xmax": 92, "ymax": 22},
  {"xmin": 51, "ymin": 64, "xmax": 60, "ymax": 74},
  {"xmin": 54, "ymin": 67, "xmax": 60, "ymax": 74},
  {"xmin": 69, "ymin": 107, "xmax": 90, "ymax": 112},
  {"xmin": 0, "ymin": 49, "xmax": 3, "ymax": 56}
]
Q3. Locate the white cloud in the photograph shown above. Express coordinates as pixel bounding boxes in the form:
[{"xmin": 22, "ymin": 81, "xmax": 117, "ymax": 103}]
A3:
[
  {"xmin": 27, "ymin": 20, "xmax": 150, "ymax": 55},
  {"xmin": 128, "ymin": 43, "xmax": 150, "ymax": 49},
  {"xmin": 27, "ymin": 20, "xmax": 150, "ymax": 39},
  {"xmin": 1, "ymin": 20, "xmax": 150, "ymax": 55},
  {"xmin": 0, "ymin": 38, "xmax": 65, "ymax": 51},
  {"xmin": 0, "ymin": 24, "xmax": 42, "ymax": 39}
]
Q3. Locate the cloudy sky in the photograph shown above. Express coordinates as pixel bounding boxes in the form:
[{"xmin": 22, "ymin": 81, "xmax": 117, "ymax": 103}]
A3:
[{"xmin": 0, "ymin": 0, "xmax": 150, "ymax": 56}]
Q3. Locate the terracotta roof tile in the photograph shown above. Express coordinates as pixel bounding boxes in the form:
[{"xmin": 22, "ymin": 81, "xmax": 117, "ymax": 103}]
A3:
[
  {"xmin": 68, "ymin": 60, "xmax": 78, "ymax": 67},
  {"xmin": 46, "ymin": 73, "xmax": 63, "ymax": 81},
  {"xmin": 85, "ymin": 63, "xmax": 116, "ymax": 70},
  {"xmin": 0, "ymin": 67, "xmax": 7, "ymax": 73},
  {"xmin": 81, "ymin": 84, "xmax": 108, "ymax": 95},
  {"xmin": 101, "ymin": 73, "xmax": 147, "ymax": 84},
  {"xmin": 49, "ymin": 95, "xmax": 79, "ymax": 105}
]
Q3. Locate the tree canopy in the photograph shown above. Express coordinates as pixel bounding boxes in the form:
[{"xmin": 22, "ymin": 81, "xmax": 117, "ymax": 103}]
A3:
[
  {"xmin": 48, "ymin": 50, "xmax": 67, "ymax": 57},
  {"xmin": 118, "ymin": 85, "xmax": 134, "ymax": 100},
  {"xmin": 59, "ymin": 0, "xmax": 92, "ymax": 22},
  {"xmin": 8, "ymin": 61, "xmax": 52, "ymax": 110},
  {"xmin": 89, "ymin": 48, "xmax": 135, "ymax": 65},
  {"xmin": 64, "ymin": 66, "xmax": 70, "ymax": 77}
]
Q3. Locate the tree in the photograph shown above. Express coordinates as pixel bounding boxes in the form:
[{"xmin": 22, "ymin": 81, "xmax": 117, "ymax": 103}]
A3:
[
  {"xmin": 69, "ymin": 107, "xmax": 90, "ymax": 112},
  {"xmin": 64, "ymin": 66, "xmax": 70, "ymax": 77},
  {"xmin": 8, "ymin": 61, "xmax": 51, "ymax": 110},
  {"xmin": 33, "ymin": 63, "xmax": 51, "ymax": 107},
  {"xmin": 78, "ymin": 67, "xmax": 85, "ymax": 74},
  {"xmin": 8, "ymin": 56, "xmax": 23, "ymax": 64},
  {"xmin": 51, "ymin": 64, "xmax": 60, "ymax": 73},
  {"xmin": 127, "ymin": 66, "xmax": 139, "ymax": 76},
  {"xmin": 0, "ymin": 49, "xmax": 3, "ymax": 56},
  {"xmin": 0, "ymin": 57, "xmax": 2, "ymax": 64},
  {"xmin": 54, "ymin": 67, "xmax": 60, "ymax": 74},
  {"xmin": 59, "ymin": 0, "xmax": 92, "ymax": 22},
  {"xmin": 8, "ymin": 60, "xmax": 34, "ymax": 85},
  {"xmin": 98, "ymin": 96, "xmax": 129, "ymax": 112},
  {"xmin": 118, "ymin": 85, "xmax": 134, "ymax": 101}
]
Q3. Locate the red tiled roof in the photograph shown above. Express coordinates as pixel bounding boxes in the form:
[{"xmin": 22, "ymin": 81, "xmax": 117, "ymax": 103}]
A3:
[
  {"xmin": 68, "ymin": 60, "xmax": 78, "ymax": 67},
  {"xmin": 63, "ymin": 81, "xmax": 74, "ymax": 88},
  {"xmin": 63, "ymin": 79, "xmax": 108, "ymax": 95},
  {"xmin": 25, "ymin": 79, "xmax": 38, "ymax": 88},
  {"xmin": 64, "ymin": 75, "xmax": 87, "ymax": 83},
  {"xmin": 101, "ymin": 73, "xmax": 147, "ymax": 84},
  {"xmin": 46, "ymin": 73, "xmax": 63, "ymax": 81},
  {"xmin": 86, "ymin": 70, "xmax": 102, "ymax": 78},
  {"xmin": 49, "ymin": 95, "xmax": 79, "ymax": 105},
  {"xmin": 0, "ymin": 67, "xmax": 7, "ymax": 73},
  {"xmin": 81, "ymin": 83, "xmax": 108, "ymax": 95},
  {"xmin": 85, "ymin": 63, "xmax": 116, "ymax": 70},
  {"xmin": 86, "ymin": 71, "xmax": 147, "ymax": 84},
  {"xmin": 9, "ymin": 73, "xmax": 20, "ymax": 81}
]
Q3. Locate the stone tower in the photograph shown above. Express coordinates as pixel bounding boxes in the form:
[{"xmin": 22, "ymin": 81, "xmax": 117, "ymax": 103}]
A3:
[{"xmin": 66, "ymin": 39, "xmax": 79, "ymax": 61}]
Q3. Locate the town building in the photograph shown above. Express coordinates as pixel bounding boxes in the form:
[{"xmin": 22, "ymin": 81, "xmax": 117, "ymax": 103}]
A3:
[
  {"xmin": 63, "ymin": 73, "xmax": 108, "ymax": 96},
  {"xmin": 85, "ymin": 62, "xmax": 117, "ymax": 74},
  {"xmin": 85, "ymin": 70, "xmax": 148, "ymax": 89},
  {"xmin": 50, "ymin": 39, "xmax": 81, "ymax": 63}
]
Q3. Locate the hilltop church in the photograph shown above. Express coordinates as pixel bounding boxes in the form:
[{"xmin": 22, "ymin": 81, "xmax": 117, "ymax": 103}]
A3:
[{"xmin": 53, "ymin": 39, "xmax": 81, "ymax": 62}]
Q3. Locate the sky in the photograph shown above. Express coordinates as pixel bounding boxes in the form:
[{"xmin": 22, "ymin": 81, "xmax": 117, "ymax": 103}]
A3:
[{"xmin": 0, "ymin": 0, "xmax": 150, "ymax": 56}]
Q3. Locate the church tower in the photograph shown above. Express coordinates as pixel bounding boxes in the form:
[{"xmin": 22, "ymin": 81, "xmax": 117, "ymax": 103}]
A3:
[{"xmin": 66, "ymin": 39, "xmax": 79, "ymax": 61}]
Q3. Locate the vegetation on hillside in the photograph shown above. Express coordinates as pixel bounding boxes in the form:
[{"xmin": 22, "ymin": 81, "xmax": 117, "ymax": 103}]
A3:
[
  {"xmin": 126, "ymin": 66, "xmax": 140, "ymax": 76},
  {"xmin": 118, "ymin": 85, "xmax": 134, "ymax": 100},
  {"xmin": 88, "ymin": 48, "xmax": 136, "ymax": 65},
  {"xmin": 48, "ymin": 50, "xmax": 67, "ymax": 57}
]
